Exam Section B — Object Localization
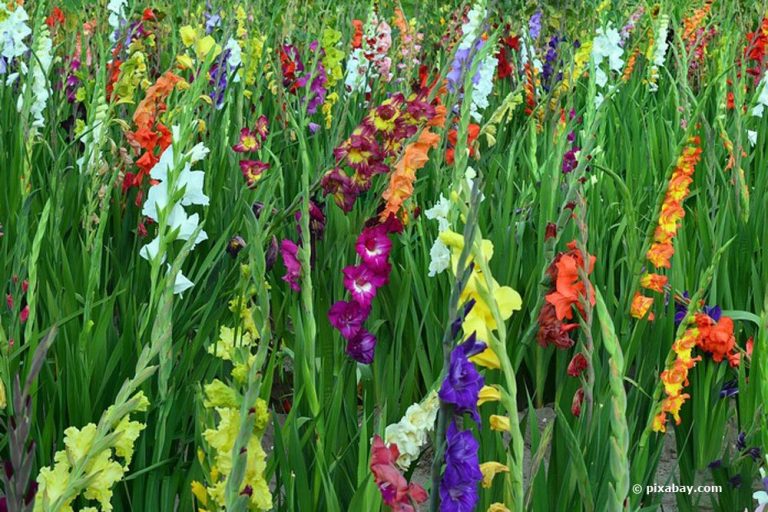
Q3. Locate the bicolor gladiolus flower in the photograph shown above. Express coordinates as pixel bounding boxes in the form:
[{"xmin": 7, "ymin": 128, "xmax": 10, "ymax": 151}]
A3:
[{"xmin": 342, "ymin": 264, "xmax": 388, "ymax": 308}]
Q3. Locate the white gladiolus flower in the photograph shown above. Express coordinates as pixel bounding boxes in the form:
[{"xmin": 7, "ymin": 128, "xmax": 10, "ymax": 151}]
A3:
[
  {"xmin": 384, "ymin": 392, "xmax": 439, "ymax": 470},
  {"xmin": 592, "ymin": 26, "xmax": 624, "ymax": 73},
  {"xmin": 225, "ymin": 38, "xmax": 242, "ymax": 82},
  {"xmin": 752, "ymin": 73, "xmax": 768, "ymax": 118},
  {"xmin": 428, "ymin": 239, "xmax": 451, "ymax": 277},
  {"xmin": 140, "ymin": 127, "xmax": 210, "ymax": 294},
  {"xmin": 458, "ymin": 3, "xmax": 485, "ymax": 51},
  {"xmin": 0, "ymin": 4, "xmax": 32, "ymax": 80},
  {"xmin": 748, "ymin": 130, "xmax": 758, "ymax": 147},
  {"xmin": 17, "ymin": 26, "xmax": 53, "ymax": 132},
  {"xmin": 173, "ymin": 270, "xmax": 195, "ymax": 294},
  {"xmin": 344, "ymin": 48, "xmax": 369, "ymax": 93},
  {"xmin": 107, "ymin": 0, "xmax": 127, "ymax": 42},
  {"xmin": 652, "ymin": 17, "xmax": 670, "ymax": 68},
  {"xmin": 471, "ymin": 54, "xmax": 498, "ymax": 121},
  {"xmin": 425, "ymin": 194, "xmax": 451, "ymax": 232},
  {"xmin": 592, "ymin": 24, "xmax": 624, "ymax": 106}
]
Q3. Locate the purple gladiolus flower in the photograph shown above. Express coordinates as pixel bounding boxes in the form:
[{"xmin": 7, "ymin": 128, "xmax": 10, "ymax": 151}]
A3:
[
  {"xmin": 528, "ymin": 10, "xmax": 543, "ymax": 40},
  {"xmin": 674, "ymin": 291, "xmax": 721, "ymax": 327},
  {"xmin": 719, "ymin": 379, "xmax": 738, "ymax": 398},
  {"xmin": 204, "ymin": 1, "xmax": 221, "ymax": 34},
  {"xmin": 451, "ymin": 300, "xmax": 476, "ymax": 339},
  {"xmin": 736, "ymin": 431, "xmax": 747, "ymax": 451},
  {"xmin": 439, "ymin": 421, "xmax": 482, "ymax": 512},
  {"xmin": 346, "ymin": 329, "xmax": 377, "ymax": 364},
  {"xmin": 328, "ymin": 300, "xmax": 370, "ymax": 340},
  {"xmin": 438, "ymin": 333, "xmax": 486, "ymax": 423}
]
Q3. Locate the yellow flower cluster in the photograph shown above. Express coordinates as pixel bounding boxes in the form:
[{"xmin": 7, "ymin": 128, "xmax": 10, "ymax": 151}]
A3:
[
  {"xmin": 320, "ymin": 28, "xmax": 344, "ymax": 127},
  {"xmin": 33, "ymin": 392, "xmax": 150, "ymax": 511},
  {"xmin": 438, "ymin": 230, "xmax": 523, "ymax": 368},
  {"xmin": 113, "ymin": 39, "xmax": 151, "ymax": 103},
  {"xmin": 234, "ymin": 6, "xmax": 272, "ymax": 97},
  {"xmin": 192, "ymin": 281, "xmax": 272, "ymax": 511},
  {"xmin": 180, "ymin": 24, "xmax": 221, "ymax": 62}
]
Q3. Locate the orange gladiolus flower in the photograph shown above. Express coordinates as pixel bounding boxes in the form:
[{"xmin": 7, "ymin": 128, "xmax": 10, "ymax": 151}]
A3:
[
  {"xmin": 695, "ymin": 314, "xmax": 738, "ymax": 365},
  {"xmin": 133, "ymin": 71, "xmax": 182, "ymax": 130},
  {"xmin": 630, "ymin": 292, "xmax": 654, "ymax": 320},
  {"xmin": 646, "ymin": 242, "xmax": 675, "ymax": 268},
  {"xmin": 640, "ymin": 273, "xmax": 668, "ymax": 293},
  {"xmin": 379, "ymin": 128, "xmax": 440, "ymax": 221},
  {"xmin": 544, "ymin": 242, "xmax": 595, "ymax": 321}
]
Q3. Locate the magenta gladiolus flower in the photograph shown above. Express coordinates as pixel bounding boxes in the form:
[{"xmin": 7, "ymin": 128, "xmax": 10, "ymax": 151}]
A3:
[
  {"xmin": 328, "ymin": 300, "xmax": 370, "ymax": 340},
  {"xmin": 355, "ymin": 225, "xmax": 392, "ymax": 269},
  {"xmin": 346, "ymin": 329, "xmax": 377, "ymax": 364},
  {"xmin": 280, "ymin": 240, "xmax": 301, "ymax": 292},
  {"xmin": 343, "ymin": 264, "xmax": 388, "ymax": 307}
]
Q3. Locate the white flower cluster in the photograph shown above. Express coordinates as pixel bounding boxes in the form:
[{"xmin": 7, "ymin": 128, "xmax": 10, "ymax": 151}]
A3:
[
  {"xmin": 17, "ymin": 26, "xmax": 53, "ymax": 132},
  {"xmin": 425, "ymin": 168, "xmax": 484, "ymax": 277},
  {"xmin": 140, "ymin": 127, "xmax": 210, "ymax": 294},
  {"xmin": 592, "ymin": 24, "xmax": 624, "ymax": 107},
  {"xmin": 107, "ymin": 0, "xmax": 127, "ymax": 42},
  {"xmin": 648, "ymin": 16, "xmax": 670, "ymax": 93},
  {"xmin": 458, "ymin": 2, "xmax": 485, "ymax": 51},
  {"xmin": 384, "ymin": 392, "xmax": 439, "ymax": 470},
  {"xmin": 225, "ymin": 38, "xmax": 243, "ymax": 83},
  {"xmin": 0, "ymin": 3, "xmax": 32, "ymax": 84},
  {"xmin": 425, "ymin": 194, "xmax": 452, "ymax": 276},
  {"xmin": 470, "ymin": 54, "xmax": 498, "ymax": 121},
  {"xmin": 344, "ymin": 48, "xmax": 368, "ymax": 93}
]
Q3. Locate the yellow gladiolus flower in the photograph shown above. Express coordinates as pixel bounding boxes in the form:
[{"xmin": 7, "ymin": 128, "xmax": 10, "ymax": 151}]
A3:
[
  {"xmin": 180, "ymin": 25, "xmax": 198, "ymax": 47},
  {"xmin": 480, "ymin": 461, "xmax": 509, "ymax": 488},
  {"xmin": 477, "ymin": 385, "xmax": 501, "ymax": 406},
  {"xmin": 489, "ymin": 415, "xmax": 510, "ymax": 432}
]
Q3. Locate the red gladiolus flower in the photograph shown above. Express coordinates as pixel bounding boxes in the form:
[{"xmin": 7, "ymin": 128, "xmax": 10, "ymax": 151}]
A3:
[
  {"xmin": 45, "ymin": 7, "xmax": 65, "ymax": 28},
  {"xmin": 370, "ymin": 435, "xmax": 428, "ymax": 511},
  {"xmin": 571, "ymin": 388, "xmax": 584, "ymax": 417},
  {"xmin": 536, "ymin": 302, "xmax": 578, "ymax": 349},
  {"xmin": 567, "ymin": 353, "xmax": 588, "ymax": 377}
]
